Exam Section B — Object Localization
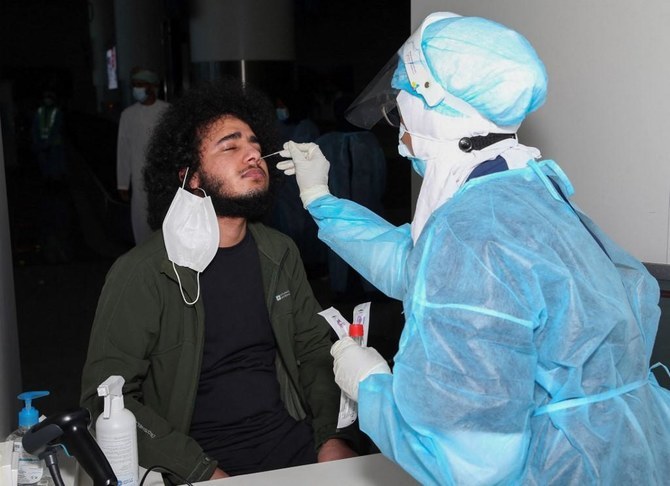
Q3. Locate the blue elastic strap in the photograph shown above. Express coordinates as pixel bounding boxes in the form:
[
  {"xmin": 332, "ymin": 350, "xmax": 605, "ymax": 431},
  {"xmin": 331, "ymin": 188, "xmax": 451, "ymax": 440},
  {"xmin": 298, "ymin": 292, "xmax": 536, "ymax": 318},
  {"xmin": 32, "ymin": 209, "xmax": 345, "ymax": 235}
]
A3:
[
  {"xmin": 533, "ymin": 362, "xmax": 670, "ymax": 416},
  {"xmin": 534, "ymin": 378, "xmax": 649, "ymax": 416},
  {"xmin": 650, "ymin": 362, "xmax": 670, "ymax": 381}
]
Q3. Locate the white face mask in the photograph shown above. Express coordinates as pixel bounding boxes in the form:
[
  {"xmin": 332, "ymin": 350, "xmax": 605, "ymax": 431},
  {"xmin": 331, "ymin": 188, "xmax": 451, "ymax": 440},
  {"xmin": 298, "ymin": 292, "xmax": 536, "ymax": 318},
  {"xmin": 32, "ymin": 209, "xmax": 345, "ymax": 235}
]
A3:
[
  {"xmin": 162, "ymin": 174, "xmax": 219, "ymax": 305},
  {"xmin": 132, "ymin": 86, "xmax": 148, "ymax": 103}
]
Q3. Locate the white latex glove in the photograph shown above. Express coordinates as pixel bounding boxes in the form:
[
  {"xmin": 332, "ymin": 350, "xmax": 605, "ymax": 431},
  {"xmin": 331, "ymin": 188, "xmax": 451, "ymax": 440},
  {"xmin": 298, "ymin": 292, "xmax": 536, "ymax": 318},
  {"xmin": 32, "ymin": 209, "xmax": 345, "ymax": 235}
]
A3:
[
  {"xmin": 277, "ymin": 141, "xmax": 331, "ymax": 207},
  {"xmin": 331, "ymin": 337, "xmax": 391, "ymax": 402}
]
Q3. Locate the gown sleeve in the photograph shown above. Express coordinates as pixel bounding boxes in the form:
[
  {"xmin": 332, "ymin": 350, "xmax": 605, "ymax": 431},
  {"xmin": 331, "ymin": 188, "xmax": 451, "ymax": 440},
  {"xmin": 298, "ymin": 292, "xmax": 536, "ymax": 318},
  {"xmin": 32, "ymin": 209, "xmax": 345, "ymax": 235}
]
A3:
[{"xmin": 307, "ymin": 194, "xmax": 412, "ymax": 300}]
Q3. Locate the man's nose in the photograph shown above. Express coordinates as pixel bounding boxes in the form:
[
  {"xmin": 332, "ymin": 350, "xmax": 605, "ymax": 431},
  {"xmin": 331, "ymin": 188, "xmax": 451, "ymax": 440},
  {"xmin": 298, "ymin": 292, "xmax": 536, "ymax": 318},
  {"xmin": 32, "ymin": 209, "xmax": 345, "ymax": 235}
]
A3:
[{"xmin": 244, "ymin": 145, "xmax": 262, "ymax": 164}]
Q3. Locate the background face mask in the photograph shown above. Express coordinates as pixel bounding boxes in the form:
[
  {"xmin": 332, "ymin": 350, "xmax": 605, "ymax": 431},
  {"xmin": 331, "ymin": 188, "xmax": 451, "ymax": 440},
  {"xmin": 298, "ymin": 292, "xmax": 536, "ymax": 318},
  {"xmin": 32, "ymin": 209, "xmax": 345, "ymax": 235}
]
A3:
[
  {"xmin": 276, "ymin": 107, "xmax": 289, "ymax": 121},
  {"xmin": 132, "ymin": 86, "xmax": 148, "ymax": 103}
]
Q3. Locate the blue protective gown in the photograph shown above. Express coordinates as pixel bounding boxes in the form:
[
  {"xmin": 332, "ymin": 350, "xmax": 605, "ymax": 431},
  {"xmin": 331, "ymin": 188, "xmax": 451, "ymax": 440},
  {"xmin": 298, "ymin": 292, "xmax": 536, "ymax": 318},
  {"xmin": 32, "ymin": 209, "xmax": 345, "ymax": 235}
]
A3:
[{"xmin": 307, "ymin": 160, "xmax": 670, "ymax": 485}]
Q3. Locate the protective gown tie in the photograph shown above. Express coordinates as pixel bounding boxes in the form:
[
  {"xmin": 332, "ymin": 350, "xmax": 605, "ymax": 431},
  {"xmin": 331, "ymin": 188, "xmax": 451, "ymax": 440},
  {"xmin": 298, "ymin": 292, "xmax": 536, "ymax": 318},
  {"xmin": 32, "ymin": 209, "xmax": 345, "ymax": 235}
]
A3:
[{"xmin": 534, "ymin": 363, "xmax": 669, "ymax": 416}]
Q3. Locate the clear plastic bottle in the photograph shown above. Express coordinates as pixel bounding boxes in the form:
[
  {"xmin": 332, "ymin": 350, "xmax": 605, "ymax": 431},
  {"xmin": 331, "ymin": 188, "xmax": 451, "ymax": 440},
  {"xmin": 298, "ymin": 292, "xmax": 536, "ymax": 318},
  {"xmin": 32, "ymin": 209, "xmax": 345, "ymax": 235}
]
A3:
[
  {"xmin": 5, "ymin": 391, "xmax": 55, "ymax": 486},
  {"xmin": 96, "ymin": 375, "xmax": 138, "ymax": 486}
]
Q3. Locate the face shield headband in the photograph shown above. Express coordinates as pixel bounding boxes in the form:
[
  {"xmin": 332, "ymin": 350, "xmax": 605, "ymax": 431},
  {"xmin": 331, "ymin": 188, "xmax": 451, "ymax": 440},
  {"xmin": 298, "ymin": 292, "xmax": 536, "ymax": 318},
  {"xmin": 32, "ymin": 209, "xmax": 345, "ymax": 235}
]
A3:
[
  {"xmin": 345, "ymin": 11, "xmax": 547, "ymax": 132},
  {"xmin": 345, "ymin": 12, "xmax": 483, "ymax": 130}
]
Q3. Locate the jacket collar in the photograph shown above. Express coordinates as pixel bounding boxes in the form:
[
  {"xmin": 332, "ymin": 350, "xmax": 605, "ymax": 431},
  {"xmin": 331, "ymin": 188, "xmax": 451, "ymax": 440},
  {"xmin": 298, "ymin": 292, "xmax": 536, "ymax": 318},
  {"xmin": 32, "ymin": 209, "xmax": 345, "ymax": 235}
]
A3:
[
  {"xmin": 247, "ymin": 222, "xmax": 288, "ymax": 266},
  {"xmin": 158, "ymin": 222, "xmax": 289, "ymax": 303}
]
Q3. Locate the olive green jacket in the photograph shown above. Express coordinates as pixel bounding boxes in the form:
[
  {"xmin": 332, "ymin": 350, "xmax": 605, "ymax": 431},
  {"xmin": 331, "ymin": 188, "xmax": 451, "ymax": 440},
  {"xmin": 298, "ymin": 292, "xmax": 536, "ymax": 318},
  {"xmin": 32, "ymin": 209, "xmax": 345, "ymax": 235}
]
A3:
[{"xmin": 80, "ymin": 223, "xmax": 343, "ymax": 482}]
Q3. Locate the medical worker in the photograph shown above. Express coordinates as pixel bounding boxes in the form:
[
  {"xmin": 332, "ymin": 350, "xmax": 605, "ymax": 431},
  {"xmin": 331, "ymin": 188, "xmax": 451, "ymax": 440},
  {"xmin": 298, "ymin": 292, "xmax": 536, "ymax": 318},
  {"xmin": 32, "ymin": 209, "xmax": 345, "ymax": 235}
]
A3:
[{"xmin": 279, "ymin": 12, "xmax": 670, "ymax": 486}]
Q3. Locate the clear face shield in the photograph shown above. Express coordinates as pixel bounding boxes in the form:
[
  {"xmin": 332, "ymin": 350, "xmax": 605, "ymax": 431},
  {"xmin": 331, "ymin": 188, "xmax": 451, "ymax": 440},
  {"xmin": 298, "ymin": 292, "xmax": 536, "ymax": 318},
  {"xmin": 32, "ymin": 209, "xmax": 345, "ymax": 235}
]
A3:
[
  {"xmin": 344, "ymin": 12, "xmax": 463, "ymax": 131},
  {"xmin": 344, "ymin": 52, "xmax": 403, "ymax": 130}
]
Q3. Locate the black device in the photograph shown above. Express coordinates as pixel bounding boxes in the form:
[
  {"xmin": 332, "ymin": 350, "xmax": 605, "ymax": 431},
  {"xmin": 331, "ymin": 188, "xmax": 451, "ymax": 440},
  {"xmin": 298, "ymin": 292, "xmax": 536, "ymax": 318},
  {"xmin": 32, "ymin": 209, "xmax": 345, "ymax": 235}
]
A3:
[{"xmin": 22, "ymin": 408, "xmax": 118, "ymax": 486}]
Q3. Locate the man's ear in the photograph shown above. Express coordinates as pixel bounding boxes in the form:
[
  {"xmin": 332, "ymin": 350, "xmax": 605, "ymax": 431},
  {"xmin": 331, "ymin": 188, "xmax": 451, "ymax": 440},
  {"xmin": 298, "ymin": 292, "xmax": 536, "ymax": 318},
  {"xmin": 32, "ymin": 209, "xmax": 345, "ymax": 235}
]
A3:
[{"xmin": 178, "ymin": 167, "xmax": 198, "ymax": 189}]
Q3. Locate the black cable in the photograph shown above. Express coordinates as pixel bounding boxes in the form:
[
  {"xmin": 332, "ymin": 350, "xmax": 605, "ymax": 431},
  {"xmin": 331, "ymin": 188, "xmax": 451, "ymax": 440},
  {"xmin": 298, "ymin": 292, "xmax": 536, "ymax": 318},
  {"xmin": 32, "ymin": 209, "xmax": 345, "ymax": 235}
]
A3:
[
  {"xmin": 140, "ymin": 465, "xmax": 194, "ymax": 486},
  {"xmin": 40, "ymin": 448, "xmax": 66, "ymax": 486}
]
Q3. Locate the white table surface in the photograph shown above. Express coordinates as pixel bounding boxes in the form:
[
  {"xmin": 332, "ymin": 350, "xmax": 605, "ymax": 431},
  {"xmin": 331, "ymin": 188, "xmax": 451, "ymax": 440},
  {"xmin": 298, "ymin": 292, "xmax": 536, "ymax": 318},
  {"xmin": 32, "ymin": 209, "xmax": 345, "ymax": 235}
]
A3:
[{"xmin": 62, "ymin": 453, "xmax": 420, "ymax": 486}]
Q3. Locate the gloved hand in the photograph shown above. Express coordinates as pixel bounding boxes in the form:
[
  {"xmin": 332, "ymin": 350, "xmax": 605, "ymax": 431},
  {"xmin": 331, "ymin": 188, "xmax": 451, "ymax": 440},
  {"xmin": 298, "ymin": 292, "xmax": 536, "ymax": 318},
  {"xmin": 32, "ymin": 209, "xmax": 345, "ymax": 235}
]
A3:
[
  {"xmin": 331, "ymin": 337, "xmax": 391, "ymax": 402},
  {"xmin": 277, "ymin": 141, "xmax": 331, "ymax": 207}
]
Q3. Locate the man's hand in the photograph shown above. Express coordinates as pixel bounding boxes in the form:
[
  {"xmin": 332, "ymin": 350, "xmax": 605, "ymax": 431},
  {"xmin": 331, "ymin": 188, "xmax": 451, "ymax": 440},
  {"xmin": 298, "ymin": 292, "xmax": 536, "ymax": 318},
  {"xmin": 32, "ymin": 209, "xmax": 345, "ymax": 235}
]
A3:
[
  {"xmin": 331, "ymin": 337, "xmax": 391, "ymax": 401},
  {"xmin": 210, "ymin": 467, "xmax": 229, "ymax": 480},
  {"xmin": 317, "ymin": 438, "xmax": 358, "ymax": 463},
  {"xmin": 277, "ymin": 141, "xmax": 331, "ymax": 207},
  {"xmin": 118, "ymin": 189, "xmax": 130, "ymax": 203}
]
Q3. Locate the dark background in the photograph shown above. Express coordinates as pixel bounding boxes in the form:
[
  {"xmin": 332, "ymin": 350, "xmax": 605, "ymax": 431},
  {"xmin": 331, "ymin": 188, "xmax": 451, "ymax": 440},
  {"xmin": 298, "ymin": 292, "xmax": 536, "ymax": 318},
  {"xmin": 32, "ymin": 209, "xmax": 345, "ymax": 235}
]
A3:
[
  {"xmin": 1, "ymin": 0, "xmax": 412, "ymax": 417},
  {"xmin": 2, "ymin": 0, "xmax": 668, "ymax": 425}
]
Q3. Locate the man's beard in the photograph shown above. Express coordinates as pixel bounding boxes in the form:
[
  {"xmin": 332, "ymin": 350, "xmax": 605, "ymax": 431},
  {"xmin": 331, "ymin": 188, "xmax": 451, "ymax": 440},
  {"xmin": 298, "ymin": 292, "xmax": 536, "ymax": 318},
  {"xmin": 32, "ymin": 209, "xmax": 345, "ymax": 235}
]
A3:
[{"xmin": 198, "ymin": 171, "xmax": 273, "ymax": 221}]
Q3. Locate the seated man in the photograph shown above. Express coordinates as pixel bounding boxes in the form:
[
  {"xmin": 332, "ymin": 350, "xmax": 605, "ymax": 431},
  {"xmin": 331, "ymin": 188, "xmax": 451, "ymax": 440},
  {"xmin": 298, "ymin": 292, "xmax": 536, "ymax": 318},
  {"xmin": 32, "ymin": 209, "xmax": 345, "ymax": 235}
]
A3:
[{"xmin": 80, "ymin": 79, "xmax": 356, "ymax": 483}]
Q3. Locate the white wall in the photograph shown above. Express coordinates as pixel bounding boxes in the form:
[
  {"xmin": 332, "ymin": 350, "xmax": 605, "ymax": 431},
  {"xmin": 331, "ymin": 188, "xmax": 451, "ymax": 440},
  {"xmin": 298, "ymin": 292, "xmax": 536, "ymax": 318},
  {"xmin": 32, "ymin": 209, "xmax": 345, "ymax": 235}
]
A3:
[
  {"xmin": 412, "ymin": 0, "xmax": 670, "ymax": 264},
  {"xmin": 0, "ymin": 120, "xmax": 21, "ymax": 437}
]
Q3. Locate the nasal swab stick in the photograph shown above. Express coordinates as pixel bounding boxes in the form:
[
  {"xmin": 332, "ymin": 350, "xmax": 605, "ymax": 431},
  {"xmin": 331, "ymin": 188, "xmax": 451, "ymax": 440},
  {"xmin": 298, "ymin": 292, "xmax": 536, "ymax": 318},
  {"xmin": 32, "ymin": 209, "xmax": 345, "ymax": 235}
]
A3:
[
  {"xmin": 261, "ymin": 146, "xmax": 317, "ymax": 160},
  {"xmin": 260, "ymin": 150, "xmax": 283, "ymax": 159}
]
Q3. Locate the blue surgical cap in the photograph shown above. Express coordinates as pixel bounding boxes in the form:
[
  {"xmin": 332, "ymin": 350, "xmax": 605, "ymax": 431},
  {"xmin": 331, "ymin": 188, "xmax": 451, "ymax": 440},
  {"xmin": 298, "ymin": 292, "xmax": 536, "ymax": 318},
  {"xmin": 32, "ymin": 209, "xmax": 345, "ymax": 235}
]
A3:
[{"xmin": 393, "ymin": 16, "xmax": 548, "ymax": 127}]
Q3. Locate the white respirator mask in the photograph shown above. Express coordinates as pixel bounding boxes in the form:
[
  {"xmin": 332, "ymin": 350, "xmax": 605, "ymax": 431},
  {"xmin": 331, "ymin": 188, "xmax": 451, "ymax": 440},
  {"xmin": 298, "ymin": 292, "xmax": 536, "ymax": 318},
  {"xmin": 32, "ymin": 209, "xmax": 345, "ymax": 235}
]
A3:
[{"xmin": 162, "ymin": 169, "xmax": 219, "ymax": 305}]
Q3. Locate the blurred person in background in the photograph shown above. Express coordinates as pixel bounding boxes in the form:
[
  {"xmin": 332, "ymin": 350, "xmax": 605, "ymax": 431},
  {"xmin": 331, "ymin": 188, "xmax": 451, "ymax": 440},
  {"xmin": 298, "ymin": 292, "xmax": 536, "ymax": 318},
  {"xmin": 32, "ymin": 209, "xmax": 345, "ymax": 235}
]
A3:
[
  {"xmin": 116, "ymin": 67, "xmax": 169, "ymax": 245},
  {"xmin": 32, "ymin": 90, "xmax": 65, "ymax": 186}
]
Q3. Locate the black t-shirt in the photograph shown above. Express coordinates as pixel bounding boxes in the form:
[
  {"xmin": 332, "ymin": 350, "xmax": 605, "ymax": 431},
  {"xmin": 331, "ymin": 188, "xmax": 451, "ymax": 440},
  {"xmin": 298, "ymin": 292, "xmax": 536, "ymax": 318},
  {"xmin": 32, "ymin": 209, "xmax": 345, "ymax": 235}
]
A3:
[{"xmin": 189, "ymin": 231, "xmax": 316, "ymax": 476}]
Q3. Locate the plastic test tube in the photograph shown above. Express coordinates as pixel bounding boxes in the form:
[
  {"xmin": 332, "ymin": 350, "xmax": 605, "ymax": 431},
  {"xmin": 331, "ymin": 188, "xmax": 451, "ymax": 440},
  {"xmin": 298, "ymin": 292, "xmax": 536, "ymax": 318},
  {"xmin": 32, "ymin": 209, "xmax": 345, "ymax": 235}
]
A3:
[{"xmin": 348, "ymin": 322, "xmax": 364, "ymax": 346}]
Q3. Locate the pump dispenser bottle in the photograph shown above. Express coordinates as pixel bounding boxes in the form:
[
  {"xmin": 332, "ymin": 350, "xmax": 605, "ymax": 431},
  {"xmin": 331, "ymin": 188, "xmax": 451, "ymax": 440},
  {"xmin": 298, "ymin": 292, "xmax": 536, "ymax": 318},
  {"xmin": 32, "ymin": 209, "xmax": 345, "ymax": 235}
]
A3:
[
  {"xmin": 5, "ymin": 391, "xmax": 55, "ymax": 486},
  {"xmin": 95, "ymin": 376, "xmax": 138, "ymax": 486}
]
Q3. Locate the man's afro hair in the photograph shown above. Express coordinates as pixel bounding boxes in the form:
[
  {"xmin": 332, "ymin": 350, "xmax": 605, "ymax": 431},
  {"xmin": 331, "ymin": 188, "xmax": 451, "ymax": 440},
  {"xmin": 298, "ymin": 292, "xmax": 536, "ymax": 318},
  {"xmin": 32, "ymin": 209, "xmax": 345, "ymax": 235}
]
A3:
[{"xmin": 144, "ymin": 78, "xmax": 281, "ymax": 230}]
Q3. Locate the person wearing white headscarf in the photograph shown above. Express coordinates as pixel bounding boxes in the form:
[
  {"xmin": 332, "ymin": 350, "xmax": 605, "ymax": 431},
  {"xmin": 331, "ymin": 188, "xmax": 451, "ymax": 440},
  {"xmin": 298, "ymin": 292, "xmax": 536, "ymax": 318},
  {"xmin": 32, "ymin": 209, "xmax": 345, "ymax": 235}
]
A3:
[
  {"xmin": 279, "ymin": 12, "xmax": 670, "ymax": 486},
  {"xmin": 117, "ymin": 68, "xmax": 170, "ymax": 245}
]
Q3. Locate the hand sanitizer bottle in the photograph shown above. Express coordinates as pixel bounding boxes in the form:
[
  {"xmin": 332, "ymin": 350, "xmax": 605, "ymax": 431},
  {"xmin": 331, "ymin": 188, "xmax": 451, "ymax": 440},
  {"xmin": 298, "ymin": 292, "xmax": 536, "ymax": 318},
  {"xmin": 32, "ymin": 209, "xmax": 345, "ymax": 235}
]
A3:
[
  {"xmin": 5, "ymin": 391, "xmax": 54, "ymax": 486},
  {"xmin": 95, "ymin": 376, "xmax": 138, "ymax": 486}
]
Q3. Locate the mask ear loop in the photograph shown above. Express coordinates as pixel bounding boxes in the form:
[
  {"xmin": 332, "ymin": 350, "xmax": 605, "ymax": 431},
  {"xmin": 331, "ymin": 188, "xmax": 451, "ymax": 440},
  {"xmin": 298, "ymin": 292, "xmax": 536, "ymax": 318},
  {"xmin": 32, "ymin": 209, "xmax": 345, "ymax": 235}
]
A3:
[
  {"xmin": 180, "ymin": 167, "xmax": 189, "ymax": 189},
  {"xmin": 180, "ymin": 166, "xmax": 209, "ymax": 198},
  {"xmin": 172, "ymin": 262, "xmax": 201, "ymax": 306},
  {"xmin": 171, "ymin": 166, "xmax": 208, "ymax": 306}
]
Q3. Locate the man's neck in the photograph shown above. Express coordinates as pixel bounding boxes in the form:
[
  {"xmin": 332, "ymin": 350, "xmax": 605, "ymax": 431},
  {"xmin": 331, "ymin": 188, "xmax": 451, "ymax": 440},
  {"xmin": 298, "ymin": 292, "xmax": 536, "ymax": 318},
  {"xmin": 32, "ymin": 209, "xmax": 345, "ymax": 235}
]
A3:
[{"xmin": 217, "ymin": 217, "xmax": 248, "ymax": 247}]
